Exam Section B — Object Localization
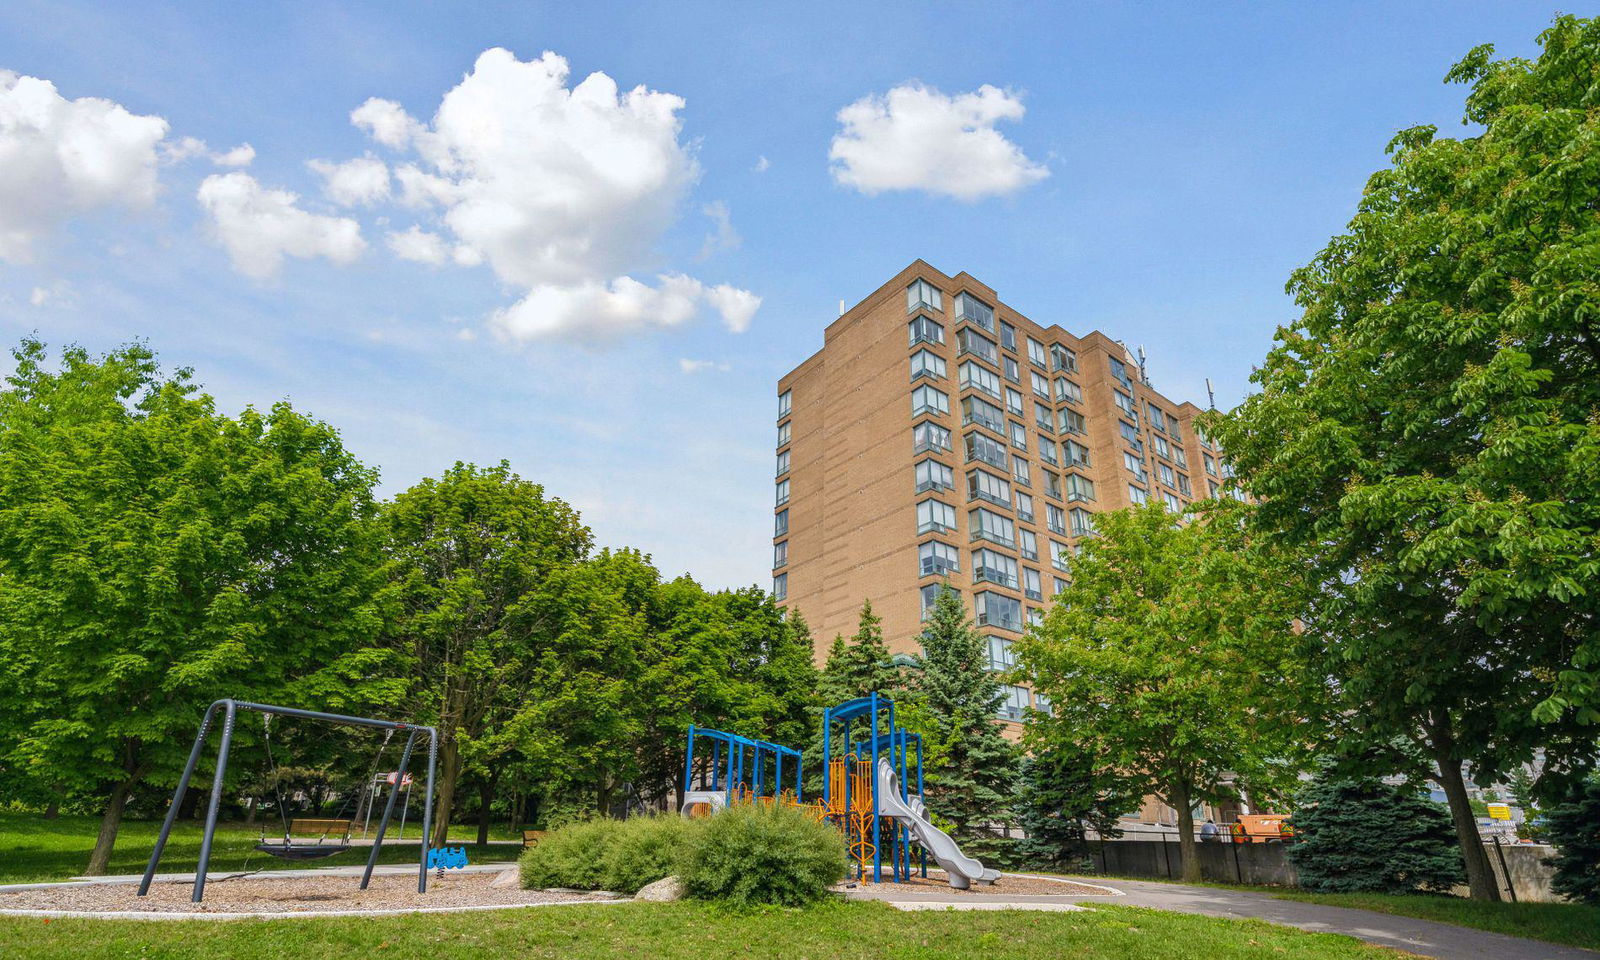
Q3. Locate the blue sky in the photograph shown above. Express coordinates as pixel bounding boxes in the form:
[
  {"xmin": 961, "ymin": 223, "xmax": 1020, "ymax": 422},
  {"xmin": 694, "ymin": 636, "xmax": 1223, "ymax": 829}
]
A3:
[{"xmin": 0, "ymin": 1, "xmax": 1557, "ymax": 588}]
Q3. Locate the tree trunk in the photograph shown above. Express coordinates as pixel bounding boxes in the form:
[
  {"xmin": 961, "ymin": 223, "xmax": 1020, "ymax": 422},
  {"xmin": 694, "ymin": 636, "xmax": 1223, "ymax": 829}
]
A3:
[
  {"xmin": 1170, "ymin": 780, "xmax": 1201, "ymax": 883},
  {"xmin": 85, "ymin": 778, "xmax": 137, "ymax": 876},
  {"xmin": 244, "ymin": 795, "xmax": 258, "ymax": 825},
  {"xmin": 1434, "ymin": 751, "xmax": 1501, "ymax": 901},
  {"xmin": 476, "ymin": 777, "xmax": 494, "ymax": 846},
  {"xmin": 43, "ymin": 788, "xmax": 61, "ymax": 820},
  {"xmin": 431, "ymin": 737, "xmax": 460, "ymax": 847}
]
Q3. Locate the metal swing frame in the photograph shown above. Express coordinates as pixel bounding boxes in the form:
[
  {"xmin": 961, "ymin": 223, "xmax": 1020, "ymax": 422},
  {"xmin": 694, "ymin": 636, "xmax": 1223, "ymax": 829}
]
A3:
[{"xmin": 138, "ymin": 699, "xmax": 439, "ymax": 903}]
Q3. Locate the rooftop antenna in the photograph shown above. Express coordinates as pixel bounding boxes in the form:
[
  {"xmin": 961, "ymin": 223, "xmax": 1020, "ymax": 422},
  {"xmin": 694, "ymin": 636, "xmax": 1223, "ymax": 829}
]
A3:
[
  {"xmin": 838, "ymin": 299, "xmax": 845, "ymax": 317},
  {"xmin": 1137, "ymin": 345, "xmax": 1149, "ymax": 385},
  {"xmin": 1205, "ymin": 378, "xmax": 1216, "ymax": 410}
]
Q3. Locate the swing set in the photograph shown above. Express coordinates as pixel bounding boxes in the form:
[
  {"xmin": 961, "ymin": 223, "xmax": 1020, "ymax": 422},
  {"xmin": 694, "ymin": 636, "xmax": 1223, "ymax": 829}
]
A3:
[{"xmin": 138, "ymin": 699, "xmax": 439, "ymax": 903}]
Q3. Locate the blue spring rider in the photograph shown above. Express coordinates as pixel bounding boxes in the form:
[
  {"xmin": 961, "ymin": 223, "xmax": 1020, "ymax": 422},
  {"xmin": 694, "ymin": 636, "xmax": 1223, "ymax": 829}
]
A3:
[{"xmin": 427, "ymin": 846, "xmax": 469, "ymax": 870}]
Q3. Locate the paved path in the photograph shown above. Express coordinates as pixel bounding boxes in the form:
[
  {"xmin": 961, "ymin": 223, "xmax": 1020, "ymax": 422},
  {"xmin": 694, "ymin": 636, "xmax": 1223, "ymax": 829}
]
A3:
[{"xmin": 847, "ymin": 876, "xmax": 1596, "ymax": 960}]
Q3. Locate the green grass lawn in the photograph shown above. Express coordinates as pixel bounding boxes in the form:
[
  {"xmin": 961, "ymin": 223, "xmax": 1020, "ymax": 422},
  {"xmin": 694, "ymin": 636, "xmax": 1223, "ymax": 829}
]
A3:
[
  {"xmin": 0, "ymin": 811, "xmax": 520, "ymax": 884},
  {"xmin": 1272, "ymin": 890, "xmax": 1600, "ymax": 952},
  {"xmin": 0, "ymin": 900, "xmax": 1403, "ymax": 960}
]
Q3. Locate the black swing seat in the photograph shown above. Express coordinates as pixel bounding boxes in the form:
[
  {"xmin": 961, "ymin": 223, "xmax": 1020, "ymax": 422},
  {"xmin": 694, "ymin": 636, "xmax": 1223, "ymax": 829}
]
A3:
[{"xmin": 254, "ymin": 842, "xmax": 352, "ymax": 860}]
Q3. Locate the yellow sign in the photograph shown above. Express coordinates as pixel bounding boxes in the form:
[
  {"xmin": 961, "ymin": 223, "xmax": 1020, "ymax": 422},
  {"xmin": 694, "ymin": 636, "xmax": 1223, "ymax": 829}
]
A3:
[{"xmin": 1487, "ymin": 803, "xmax": 1512, "ymax": 821}]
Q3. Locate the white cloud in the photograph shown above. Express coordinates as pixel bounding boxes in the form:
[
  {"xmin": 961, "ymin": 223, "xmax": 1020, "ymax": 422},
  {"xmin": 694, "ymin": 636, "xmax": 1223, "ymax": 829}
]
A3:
[
  {"xmin": 678, "ymin": 358, "xmax": 730, "ymax": 374},
  {"xmin": 352, "ymin": 47, "xmax": 759, "ymax": 340},
  {"xmin": 0, "ymin": 70, "xmax": 169, "ymax": 263},
  {"xmin": 308, "ymin": 154, "xmax": 390, "ymax": 206},
  {"xmin": 698, "ymin": 200, "xmax": 740, "ymax": 259},
  {"xmin": 29, "ymin": 280, "xmax": 74, "ymax": 307},
  {"xmin": 385, "ymin": 224, "xmax": 449, "ymax": 264},
  {"xmin": 753, "ymin": 155, "xmax": 769, "ymax": 172},
  {"xmin": 214, "ymin": 143, "xmax": 255, "ymax": 167},
  {"xmin": 196, "ymin": 172, "xmax": 366, "ymax": 278},
  {"xmin": 490, "ymin": 273, "xmax": 760, "ymax": 343},
  {"xmin": 830, "ymin": 82, "xmax": 1048, "ymax": 201},
  {"xmin": 162, "ymin": 136, "xmax": 253, "ymax": 167}
]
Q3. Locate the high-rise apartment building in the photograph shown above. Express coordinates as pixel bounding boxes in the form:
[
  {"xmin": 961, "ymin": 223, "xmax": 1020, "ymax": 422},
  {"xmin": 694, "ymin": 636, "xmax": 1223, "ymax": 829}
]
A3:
[{"xmin": 773, "ymin": 261, "xmax": 1227, "ymax": 726}]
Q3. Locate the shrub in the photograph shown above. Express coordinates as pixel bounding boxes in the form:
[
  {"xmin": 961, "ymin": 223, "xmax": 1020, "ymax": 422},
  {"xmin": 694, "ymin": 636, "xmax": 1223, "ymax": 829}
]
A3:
[
  {"xmin": 1547, "ymin": 777, "xmax": 1600, "ymax": 905},
  {"xmin": 601, "ymin": 814, "xmax": 694, "ymax": 893},
  {"xmin": 679, "ymin": 801, "xmax": 848, "ymax": 906},
  {"xmin": 1286, "ymin": 776, "xmax": 1464, "ymax": 894},
  {"xmin": 519, "ymin": 817, "xmax": 621, "ymax": 890}
]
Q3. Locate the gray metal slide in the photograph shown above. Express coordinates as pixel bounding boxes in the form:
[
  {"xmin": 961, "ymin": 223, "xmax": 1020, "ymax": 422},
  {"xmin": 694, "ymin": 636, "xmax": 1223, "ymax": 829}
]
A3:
[{"xmin": 874, "ymin": 758, "xmax": 1002, "ymax": 889}]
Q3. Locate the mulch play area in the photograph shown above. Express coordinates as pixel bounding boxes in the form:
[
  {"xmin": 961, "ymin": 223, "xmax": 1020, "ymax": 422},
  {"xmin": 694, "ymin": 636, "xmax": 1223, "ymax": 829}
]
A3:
[
  {"xmin": 0, "ymin": 872, "xmax": 615, "ymax": 916},
  {"xmin": 837, "ymin": 871, "xmax": 1115, "ymax": 897}
]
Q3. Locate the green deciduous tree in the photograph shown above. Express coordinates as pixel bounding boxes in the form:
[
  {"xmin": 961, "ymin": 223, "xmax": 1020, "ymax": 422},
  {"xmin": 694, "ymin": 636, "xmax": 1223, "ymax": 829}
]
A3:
[
  {"xmin": 0, "ymin": 339, "xmax": 390, "ymax": 873},
  {"xmin": 379, "ymin": 461, "xmax": 591, "ymax": 845},
  {"xmin": 1014, "ymin": 503, "xmax": 1303, "ymax": 882},
  {"xmin": 1287, "ymin": 776, "xmax": 1465, "ymax": 895},
  {"xmin": 1206, "ymin": 17, "xmax": 1600, "ymax": 899},
  {"xmin": 912, "ymin": 586, "xmax": 1016, "ymax": 841}
]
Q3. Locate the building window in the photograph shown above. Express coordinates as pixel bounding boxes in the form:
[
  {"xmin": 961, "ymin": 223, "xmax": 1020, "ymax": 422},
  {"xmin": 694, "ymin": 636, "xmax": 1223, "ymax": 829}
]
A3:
[
  {"xmin": 1053, "ymin": 576, "xmax": 1070, "ymax": 596},
  {"xmin": 986, "ymin": 636, "xmax": 1017, "ymax": 672},
  {"xmin": 1120, "ymin": 421, "xmax": 1144, "ymax": 453},
  {"xmin": 954, "ymin": 292, "xmax": 995, "ymax": 332},
  {"xmin": 1203, "ymin": 452, "xmax": 1217, "ymax": 476},
  {"xmin": 919, "ymin": 540, "xmax": 960, "ymax": 577},
  {"xmin": 1065, "ymin": 439, "xmax": 1090, "ymax": 468},
  {"xmin": 957, "ymin": 327, "xmax": 999, "ymax": 365},
  {"xmin": 1158, "ymin": 463, "xmax": 1175, "ymax": 487},
  {"xmin": 964, "ymin": 431, "xmax": 1009, "ymax": 470},
  {"xmin": 962, "ymin": 395, "xmax": 1006, "ymax": 434},
  {"xmin": 908, "ymin": 315, "xmax": 946, "ymax": 347},
  {"xmin": 967, "ymin": 468, "xmax": 1011, "ymax": 507},
  {"xmin": 912, "ymin": 384, "xmax": 950, "ymax": 419},
  {"xmin": 1114, "ymin": 390, "xmax": 1137, "ymax": 418},
  {"xmin": 1109, "ymin": 355, "xmax": 1132, "ymax": 389},
  {"xmin": 968, "ymin": 508, "xmax": 1016, "ymax": 549},
  {"xmin": 774, "ymin": 541, "xmax": 788, "ymax": 568},
  {"xmin": 1070, "ymin": 508, "xmax": 1096, "ymax": 536},
  {"xmin": 1128, "ymin": 483, "xmax": 1149, "ymax": 505},
  {"xmin": 778, "ymin": 390, "xmax": 791, "ymax": 420},
  {"xmin": 778, "ymin": 420, "xmax": 790, "ymax": 447},
  {"xmin": 1051, "ymin": 344, "xmax": 1078, "ymax": 373},
  {"xmin": 1038, "ymin": 436, "xmax": 1059, "ymax": 466},
  {"xmin": 775, "ymin": 508, "xmax": 788, "ymax": 536},
  {"xmin": 917, "ymin": 498, "xmax": 957, "ymax": 535},
  {"xmin": 1003, "ymin": 355, "xmax": 1021, "ymax": 384},
  {"xmin": 959, "ymin": 361, "xmax": 1002, "ymax": 399},
  {"xmin": 999, "ymin": 321, "xmax": 1017, "ymax": 352},
  {"xmin": 907, "ymin": 279, "xmax": 943, "ymax": 313},
  {"xmin": 916, "ymin": 458, "xmax": 955, "ymax": 493},
  {"xmin": 1012, "ymin": 457, "xmax": 1031, "ymax": 487},
  {"xmin": 1197, "ymin": 425, "xmax": 1213, "ymax": 449},
  {"xmin": 1124, "ymin": 451, "xmax": 1148, "ymax": 483},
  {"xmin": 1009, "ymin": 421, "xmax": 1028, "ymax": 451},
  {"xmin": 1046, "ymin": 503, "xmax": 1067, "ymax": 535},
  {"xmin": 773, "ymin": 572, "xmax": 788, "ymax": 601},
  {"xmin": 920, "ymin": 583, "xmax": 953, "ymax": 618},
  {"xmin": 1148, "ymin": 401, "xmax": 1168, "ymax": 433},
  {"xmin": 1015, "ymin": 491, "xmax": 1036, "ymax": 524},
  {"xmin": 1043, "ymin": 470, "xmax": 1063, "ymax": 500},
  {"xmin": 1177, "ymin": 473, "xmax": 1192, "ymax": 496},
  {"xmin": 1027, "ymin": 337, "xmax": 1047, "ymax": 368},
  {"xmin": 1005, "ymin": 386, "xmax": 1025, "ymax": 417},
  {"xmin": 1058, "ymin": 408, "xmax": 1087, "ymax": 436},
  {"xmin": 1033, "ymin": 691, "xmax": 1053, "ymax": 714},
  {"xmin": 1026, "ymin": 606, "xmax": 1045, "ymax": 628},
  {"xmin": 776, "ymin": 478, "xmax": 790, "ymax": 506},
  {"xmin": 1055, "ymin": 378, "xmax": 1082, "ymax": 405},
  {"xmin": 1162, "ymin": 490, "xmax": 1183, "ymax": 511},
  {"xmin": 998, "ymin": 684, "xmax": 1030, "ymax": 721},
  {"xmin": 1209, "ymin": 479, "xmax": 1221, "ymax": 498},
  {"xmin": 1019, "ymin": 528, "xmax": 1039, "ymax": 561},
  {"xmin": 1066, "ymin": 473, "xmax": 1096, "ymax": 502},
  {"xmin": 910, "ymin": 348, "xmax": 946, "ymax": 382},
  {"xmin": 1153, "ymin": 434, "xmax": 1170, "ymax": 459},
  {"xmin": 976, "ymin": 591, "xmax": 1023, "ymax": 633},
  {"xmin": 1031, "ymin": 370, "xmax": 1051, "ymax": 401},
  {"xmin": 776, "ymin": 450, "xmax": 790, "ymax": 477},
  {"xmin": 1033, "ymin": 402, "xmax": 1053, "ymax": 432},
  {"xmin": 1173, "ymin": 445, "xmax": 1188, "ymax": 469},
  {"xmin": 914, "ymin": 421, "xmax": 953, "ymax": 455},
  {"xmin": 973, "ymin": 548, "xmax": 1019, "ymax": 589},
  {"xmin": 1023, "ymin": 566, "xmax": 1043, "ymax": 601},
  {"xmin": 1167, "ymin": 411, "xmax": 1182, "ymax": 436},
  {"xmin": 1051, "ymin": 540, "xmax": 1072, "ymax": 573}
]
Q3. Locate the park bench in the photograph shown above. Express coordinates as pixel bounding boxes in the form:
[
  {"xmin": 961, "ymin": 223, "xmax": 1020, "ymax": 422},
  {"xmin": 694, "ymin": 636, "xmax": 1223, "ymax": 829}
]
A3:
[{"xmin": 522, "ymin": 829, "xmax": 545, "ymax": 849}]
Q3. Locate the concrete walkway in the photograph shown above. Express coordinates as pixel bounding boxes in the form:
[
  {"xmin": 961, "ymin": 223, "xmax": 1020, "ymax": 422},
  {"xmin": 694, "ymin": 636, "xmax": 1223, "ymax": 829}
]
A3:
[{"xmin": 846, "ymin": 877, "xmax": 1596, "ymax": 960}]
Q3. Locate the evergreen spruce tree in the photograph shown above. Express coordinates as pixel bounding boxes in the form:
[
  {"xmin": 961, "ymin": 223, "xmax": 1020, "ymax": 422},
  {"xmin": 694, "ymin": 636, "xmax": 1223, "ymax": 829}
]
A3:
[
  {"xmin": 914, "ymin": 587, "xmax": 1016, "ymax": 843},
  {"xmin": 1286, "ymin": 775, "xmax": 1465, "ymax": 894},
  {"xmin": 815, "ymin": 600, "xmax": 902, "ymax": 704},
  {"xmin": 1546, "ymin": 776, "xmax": 1600, "ymax": 905},
  {"xmin": 1016, "ymin": 750, "xmax": 1141, "ymax": 869}
]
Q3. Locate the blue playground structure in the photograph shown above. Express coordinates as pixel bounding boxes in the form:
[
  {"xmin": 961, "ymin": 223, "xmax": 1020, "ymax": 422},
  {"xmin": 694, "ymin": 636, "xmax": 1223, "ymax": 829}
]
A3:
[
  {"xmin": 680, "ymin": 724, "xmax": 804, "ymax": 813},
  {"xmin": 681, "ymin": 693, "xmax": 1001, "ymax": 889}
]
